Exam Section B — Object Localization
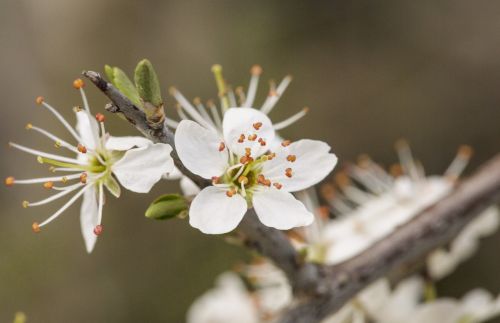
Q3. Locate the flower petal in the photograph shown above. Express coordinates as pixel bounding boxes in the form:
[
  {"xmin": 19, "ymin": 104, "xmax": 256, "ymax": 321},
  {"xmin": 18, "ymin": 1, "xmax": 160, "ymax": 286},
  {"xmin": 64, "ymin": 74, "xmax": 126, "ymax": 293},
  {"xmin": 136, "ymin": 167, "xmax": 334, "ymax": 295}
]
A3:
[
  {"xmin": 80, "ymin": 185, "xmax": 98, "ymax": 253},
  {"xmin": 105, "ymin": 136, "xmax": 152, "ymax": 151},
  {"xmin": 263, "ymin": 139, "xmax": 337, "ymax": 192},
  {"xmin": 252, "ymin": 188, "xmax": 314, "ymax": 230},
  {"xmin": 180, "ymin": 176, "xmax": 201, "ymax": 196},
  {"xmin": 189, "ymin": 186, "xmax": 247, "ymax": 234},
  {"xmin": 175, "ymin": 120, "xmax": 228, "ymax": 179},
  {"xmin": 223, "ymin": 108, "xmax": 275, "ymax": 158},
  {"xmin": 113, "ymin": 143, "xmax": 174, "ymax": 193},
  {"xmin": 76, "ymin": 111, "xmax": 100, "ymax": 149}
]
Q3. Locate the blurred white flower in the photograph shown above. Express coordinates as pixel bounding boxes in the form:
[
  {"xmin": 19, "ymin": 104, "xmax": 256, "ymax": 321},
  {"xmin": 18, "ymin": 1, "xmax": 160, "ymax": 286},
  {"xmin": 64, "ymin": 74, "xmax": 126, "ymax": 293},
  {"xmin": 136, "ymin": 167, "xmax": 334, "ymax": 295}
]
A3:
[
  {"xmin": 175, "ymin": 107, "xmax": 337, "ymax": 234},
  {"xmin": 6, "ymin": 79, "xmax": 174, "ymax": 252}
]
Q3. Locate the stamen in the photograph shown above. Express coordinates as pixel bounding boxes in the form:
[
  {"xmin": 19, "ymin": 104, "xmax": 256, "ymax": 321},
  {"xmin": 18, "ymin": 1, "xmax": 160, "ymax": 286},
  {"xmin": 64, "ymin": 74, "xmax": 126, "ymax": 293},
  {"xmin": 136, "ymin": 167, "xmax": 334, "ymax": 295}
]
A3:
[
  {"xmin": 248, "ymin": 134, "xmax": 257, "ymax": 141},
  {"xmin": 285, "ymin": 168, "xmax": 293, "ymax": 178},
  {"xmin": 43, "ymin": 181, "xmax": 54, "ymax": 189},
  {"xmin": 238, "ymin": 176, "xmax": 249, "ymax": 185},
  {"xmin": 207, "ymin": 100, "xmax": 223, "ymax": 130},
  {"xmin": 253, "ymin": 122, "xmax": 263, "ymax": 130},
  {"xmin": 94, "ymin": 225, "xmax": 103, "ymax": 236},
  {"xmin": 38, "ymin": 100, "xmax": 82, "ymax": 142},
  {"xmin": 73, "ymin": 79, "xmax": 85, "ymax": 89},
  {"xmin": 211, "ymin": 64, "xmax": 230, "ymax": 112},
  {"xmin": 273, "ymin": 183, "xmax": 283, "ymax": 190},
  {"xmin": 258, "ymin": 138, "xmax": 267, "ymax": 146},
  {"xmin": 260, "ymin": 75, "xmax": 293, "ymax": 114},
  {"xmin": 38, "ymin": 184, "xmax": 92, "ymax": 227},
  {"xmin": 80, "ymin": 173, "xmax": 88, "ymax": 184},
  {"xmin": 238, "ymin": 134, "xmax": 246, "ymax": 143},
  {"xmin": 32, "ymin": 222, "xmax": 41, "ymax": 233},
  {"xmin": 35, "ymin": 96, "xmax": 44, "ymax": 105},
  {"xmin": 235, "ymin": 87, "xmax": 246, "ymax": 106},
  {"xmin": 95, "ymin": 113, "xmax": 105, "ymax": 122},
  {"xmin": 26, "ymin": 124, "xmax": 79, "ymax": 154},
  {"xmin": 170, "ymin": 87, "xmax": 216, "ymax": 130},
  {"xmin": 193, "ymin": 97, "xmax": 217, "ymax": 128},
  {"xmin": 243, "ymin": 65, "xmax": 262, "ymax": 107},
  {"xmin": 218, "ymin": 142, "xmax": 226, "ymax": 152},
  {"xmin": 9, "ymin": 142, "xmax": 85, "ymax": 165},
  {"xmin": 9, "ymin": 173, "xmax": 82, "ymax": 185},
  {"xmin": 281, "ymin": 140, "xmax": 291, "ymax": 147},
  {"xmin": 444, "ymin": 145, "xmax": 473, "ymax": 180},
  {"xmin": 395, "ymin": 139, "xmax": 420, "ymax": 181},
  {"xmin": 164, "ymin": 118, "xmax": 180, "ymax": 129},
  {"xmin": 211, "ymin": 176, "xmax": 220, "ymax": 184},
  {"xmin": 287, "ymin": 155, "xmax": 297, "ymax": 162},
  {"xmin": 245, "ymin": 148, "xmax": 251, "ymax": 156},
  {"xmin": 25, "ymin": 183, "xmax": 84, "ymax": 207},
  {"xmin": 226, "ymin": 188, "xmax": 237, "ymax": 197},
  {"xmin": 240, "ymin": 156, "xmax": 254, "ymax": 164},
  {"xmin": 273, "ymin": 107, "xmax": 309, "ymax": 130},
  {"xmin": 77, "ymin": 144, "xmax": 87, "ymax": 153},
  {"xmin": 5, "ymin": 176, "xmax": 15, "ymax": 186},
  {"xmin": 227, "ymin": 86, "xmax": 237, "ymax": 107}
]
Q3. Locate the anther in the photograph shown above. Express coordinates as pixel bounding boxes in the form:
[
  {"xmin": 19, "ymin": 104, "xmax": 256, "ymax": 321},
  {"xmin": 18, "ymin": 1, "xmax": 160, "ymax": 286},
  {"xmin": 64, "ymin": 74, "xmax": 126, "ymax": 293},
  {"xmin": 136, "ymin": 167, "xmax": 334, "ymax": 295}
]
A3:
[
  {"xmin": 77, "ymin": 144, "xmax": 87, "ymax": 153},
  {"xmin": 54, "ymin": 141, "xmax": 62, "ymax": 148},
  {"xmin": 248, "ymin": 134, "xmax": 257, "ymax": 141},
  {"xmin": 240, "ymin": 156, "xmax": 254, "ymax": 164},
  {"xmin": 334, "ymin": 172, "xmax": 350, "ymax": 187},
  {"xmin": 266, "ymin": 152, "xmax": 276, "ymax": 160},
  {"xmin": 285, "ymin": 168, "xmax": 293, "ymax": 178},
  {"xmin": 93, "ymin": 225, "xmax": 103, "ymax": 236},
  {"xmin": 253, "ymin": 122, "xmax": 263, "ymax": 130},
  {"xmin": 80, "ymin": 173, "xmax": 87, "ymax": 184},
  {"xmin": 37, "ymin": 156, "xmax": 44, "ymax": 164},
  {"xmin": 5, "ymin": 176, "xmax": 15, "ymax": 186},
  {"xmin": 73, "ymin": 79, "xmax": 85, "ymax": 89},
  {"xmin": 43, "ymin": 181, "xmax": 54, "ymax": 189},
  {"xmin": 238, "ymin": 134, "xmax": 245, "ymax": 143},
  {"xmin": 73, "ymin": 106, "xmax": 83, "ymax": 112},
  {"xmin": 35, "ymin": 96, "xmax": 44, "ymax": 105},
  {"xmin": 32, "ymin": 222, "xmax": 41, "ymax": 233},
  {"xmin": 218, "ymin": 142, "xmax": 226, "ymax": 152},
  {"xmin": 251, "ymin": 65, "xmax": 263, "ymax": 76},
  {"xmin": 258, "ymin": 138, "xmax": 267, "ymax": 146},
  {"xmin": 245, "ymin": 148, "xmax": 251, "ymax": 157},
  {"xmin": 287, "ymin": 155, "xmax": 297, "ymax": 162},
  {"xmin": 95, "ymin": 113, "xmax": 105, "ymax": 122},
  {"xmin": 238, "ymin": 176, "xmax": 249, "ymax": 185},
  {"xmin": 389, "ymin": 164, "xmax": 403, "ymax": 177},
  {"xmin": 317, "ymin": 206, "xmax": 330, "ymax": 219},
  {"xmin": 273, "ymin": 183, "xmax": 283, "ymax": 190},
  {"xmin": 62, "ymin": 176, "xmax": 68, "ymax": 183},
  {"xmin": 211, "ymin": 176, "xmax": 220, "ymax": 184},
  {"xmin": 281, "ymin": 140, "xmax": 291, "ymax": 147},
  {"xmin": 226, "ymin": 188, "xmax": 236, "ymax": 197},
  {"xmin": 458, "ymin": 145, "xmax": 473, "ymax": 158},
  {"xmin": 22, "ymin": 201, "xmax": 29, "ymax": 208},
  {"xmin": 25, "ymin": 123, "xmax": 33, "ymax": 130},
  {"xmin": 257, "ymin": 174, "xmax": 266, "ymax": 184}
]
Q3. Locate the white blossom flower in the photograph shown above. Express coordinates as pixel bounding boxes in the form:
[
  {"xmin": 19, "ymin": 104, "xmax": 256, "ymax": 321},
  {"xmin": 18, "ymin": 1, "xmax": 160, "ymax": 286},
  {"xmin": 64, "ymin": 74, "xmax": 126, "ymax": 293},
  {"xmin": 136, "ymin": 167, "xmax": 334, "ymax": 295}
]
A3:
[
  {"xmin": 165, "ymin": 64, "xmax": 310, "ymax": 196},
  {"xmin": 293, "ymin": 141, "xmax": 499, "ymax": 274},
  {"xmin": 186, "ymin": 272, "xmax": 259, "ymax": 323},
  {"xmin": 6, "ymin": 79, "xmax": 174, "ymax": 252},
  {"xmin": 175, "ymin": 107, "xmax": 337, "ymax": 234}
]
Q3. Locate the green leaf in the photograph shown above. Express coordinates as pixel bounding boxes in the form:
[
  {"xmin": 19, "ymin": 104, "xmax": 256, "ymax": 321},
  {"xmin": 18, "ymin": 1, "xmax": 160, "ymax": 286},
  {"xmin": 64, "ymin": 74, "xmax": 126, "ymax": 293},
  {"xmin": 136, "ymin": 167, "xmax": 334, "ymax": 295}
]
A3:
[
  {"xmin": 104, "ymin": 65, "xmax": 142, "ymax": 108},
  {"xmin": 145, "ymin": 194, "xmax": 188, "ymax": 220},
  {"xmin": 134, "ymin": 59, "xmax": 162, "ymax": 108}
]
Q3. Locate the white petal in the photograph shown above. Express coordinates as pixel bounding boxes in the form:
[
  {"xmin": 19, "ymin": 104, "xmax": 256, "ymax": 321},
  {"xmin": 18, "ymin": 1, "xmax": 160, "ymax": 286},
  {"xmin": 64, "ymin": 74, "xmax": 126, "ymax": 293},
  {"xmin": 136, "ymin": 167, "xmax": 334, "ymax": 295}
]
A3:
[
  {"xmin": 105, "ymin": 136, "xmax": 152, "ymax": 151},
  {"xmin": 189, "ymin": 186, "xmax": 247, "ymax": 234},
  {"xmin": 80, "ymin": 185, "xmax": 98, "ymax": 253},
  {"xmin": 175, "ymin": 120, "xmax": 228, "ymax": 179},
  {"xmin": 76, "ymin": 111, "xmax": 99, "ymax": 149},
  {"xmin": 180, "ymin": 176, "xmax": 201, "ymax": 196},
  {"xmin": 112, "ymin": 143, "xmax": 174, "ymax": 193},
  {"xmin": 408, "ymin": 300, "xmax": 462, "ymax": 323},
  {"xmin": 222, "ymin": 107, "xmax": 275, "ymax": 157},
  {"xmin": 263, "ymin": 139, "xmax": 337, "ymax": 192},
  {"xmin": 252, "ymin": 188, "xmax": 314, "ymax": 230},
  {"xmin": 163, "ymin": 166, "xmax": 183, "ymax": 180}
]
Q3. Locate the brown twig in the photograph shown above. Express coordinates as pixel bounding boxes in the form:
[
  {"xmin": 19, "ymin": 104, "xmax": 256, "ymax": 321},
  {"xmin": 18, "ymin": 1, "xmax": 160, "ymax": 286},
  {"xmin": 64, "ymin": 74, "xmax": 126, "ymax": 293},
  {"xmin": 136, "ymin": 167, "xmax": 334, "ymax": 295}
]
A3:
[{"xmin": 84, "ymin": 70, "xmax": 500, "ymax": 322}]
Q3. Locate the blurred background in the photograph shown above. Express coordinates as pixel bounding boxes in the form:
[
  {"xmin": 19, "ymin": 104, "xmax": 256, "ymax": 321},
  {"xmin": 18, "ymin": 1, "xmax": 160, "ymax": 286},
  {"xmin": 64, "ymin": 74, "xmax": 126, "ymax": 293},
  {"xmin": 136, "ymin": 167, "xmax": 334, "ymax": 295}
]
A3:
[{"xmin": 1, "ymin": 0, "xmax": 499, "ymax": 322}]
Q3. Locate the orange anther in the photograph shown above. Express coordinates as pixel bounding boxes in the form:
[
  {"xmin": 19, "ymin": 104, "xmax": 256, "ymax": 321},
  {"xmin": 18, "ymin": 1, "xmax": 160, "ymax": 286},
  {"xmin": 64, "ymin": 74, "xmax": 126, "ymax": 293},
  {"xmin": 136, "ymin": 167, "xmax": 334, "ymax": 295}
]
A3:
[
  {"xmin": 286, "ymin": 155, "xmax": 296, "ymax": 162},
  {"xmin": 226, "ymin": 189, "xmax": 235, "ymax": 197},
  {"xmin": 273, "ymin": 183, "xmax": 283, "ymax": 190},
  {"xmin": 240, "ymin": 156, "xmax": 254, "ymax": 164},
  {"xmin": 73, "ymin": 79, "xmax": 85, "ymax": 89},
  {"xmin": 245, "ymin": 148, "xmax": 251, "ymax": 157},
  {"xmin": 32, "ymin": 222, "xmax": 41, "ymax": 233},
  {"xmin": 281, "ymin": 140, "xmax": 291, "ymax": 147},
  {"xmin": 251, "ymin": 65, "xmax": 263, "ymax": 76},
  {"xmin": 248, "ymin": 134, "xmax": 257, "ymax": 141},
  {"xmin": 218, "ymin": 142, "xmax": 226, "ymax": 152},
  {"xmin": 285, "ymin": 168, "xmax": 293, "ymax": 178},
  {"xmin": 35, "ymin": 96, "xmax": 44, "ymax": 105},
  {"xmin": 5, "ymin": 176, "xmax": 15, "ymax": 186},
  {"xmin": 238, "ymin": 134, "xmax": 245, "ymax": 143},
  {"xmin": 258, "ymin": 138, "xmax": 266, "ymax": 146},
  {"xmin": 77, "ymin": 144, "xmax": 87, "ymax": 153},
  {"xmin": 253, "ymin": 122, "xmax": 263, "ymax": 130},
  {"xmin": 238, "ymin": 176, "xmax": 249, "ymax": 185},
  {"xmin": 43, "ymin": 181, "xmax": 54, "ymax": 189},
  {"xmin": 211, "ymin": 176, "xmax": 220, "ymax": 184},
  {"xmin": 93, "ymin": 225, "xmax": 103, "ymax": 236},
  {"xmin": 95, "ymin": 113, "xmax": 105, "ymax": 122},
  {"xmin": 80, "ymin": 173, "xmax": 87, "ymax": 184},
  {"xmin": 264, "ymin": 179, "xmax": 271, "ymax": 187}
]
